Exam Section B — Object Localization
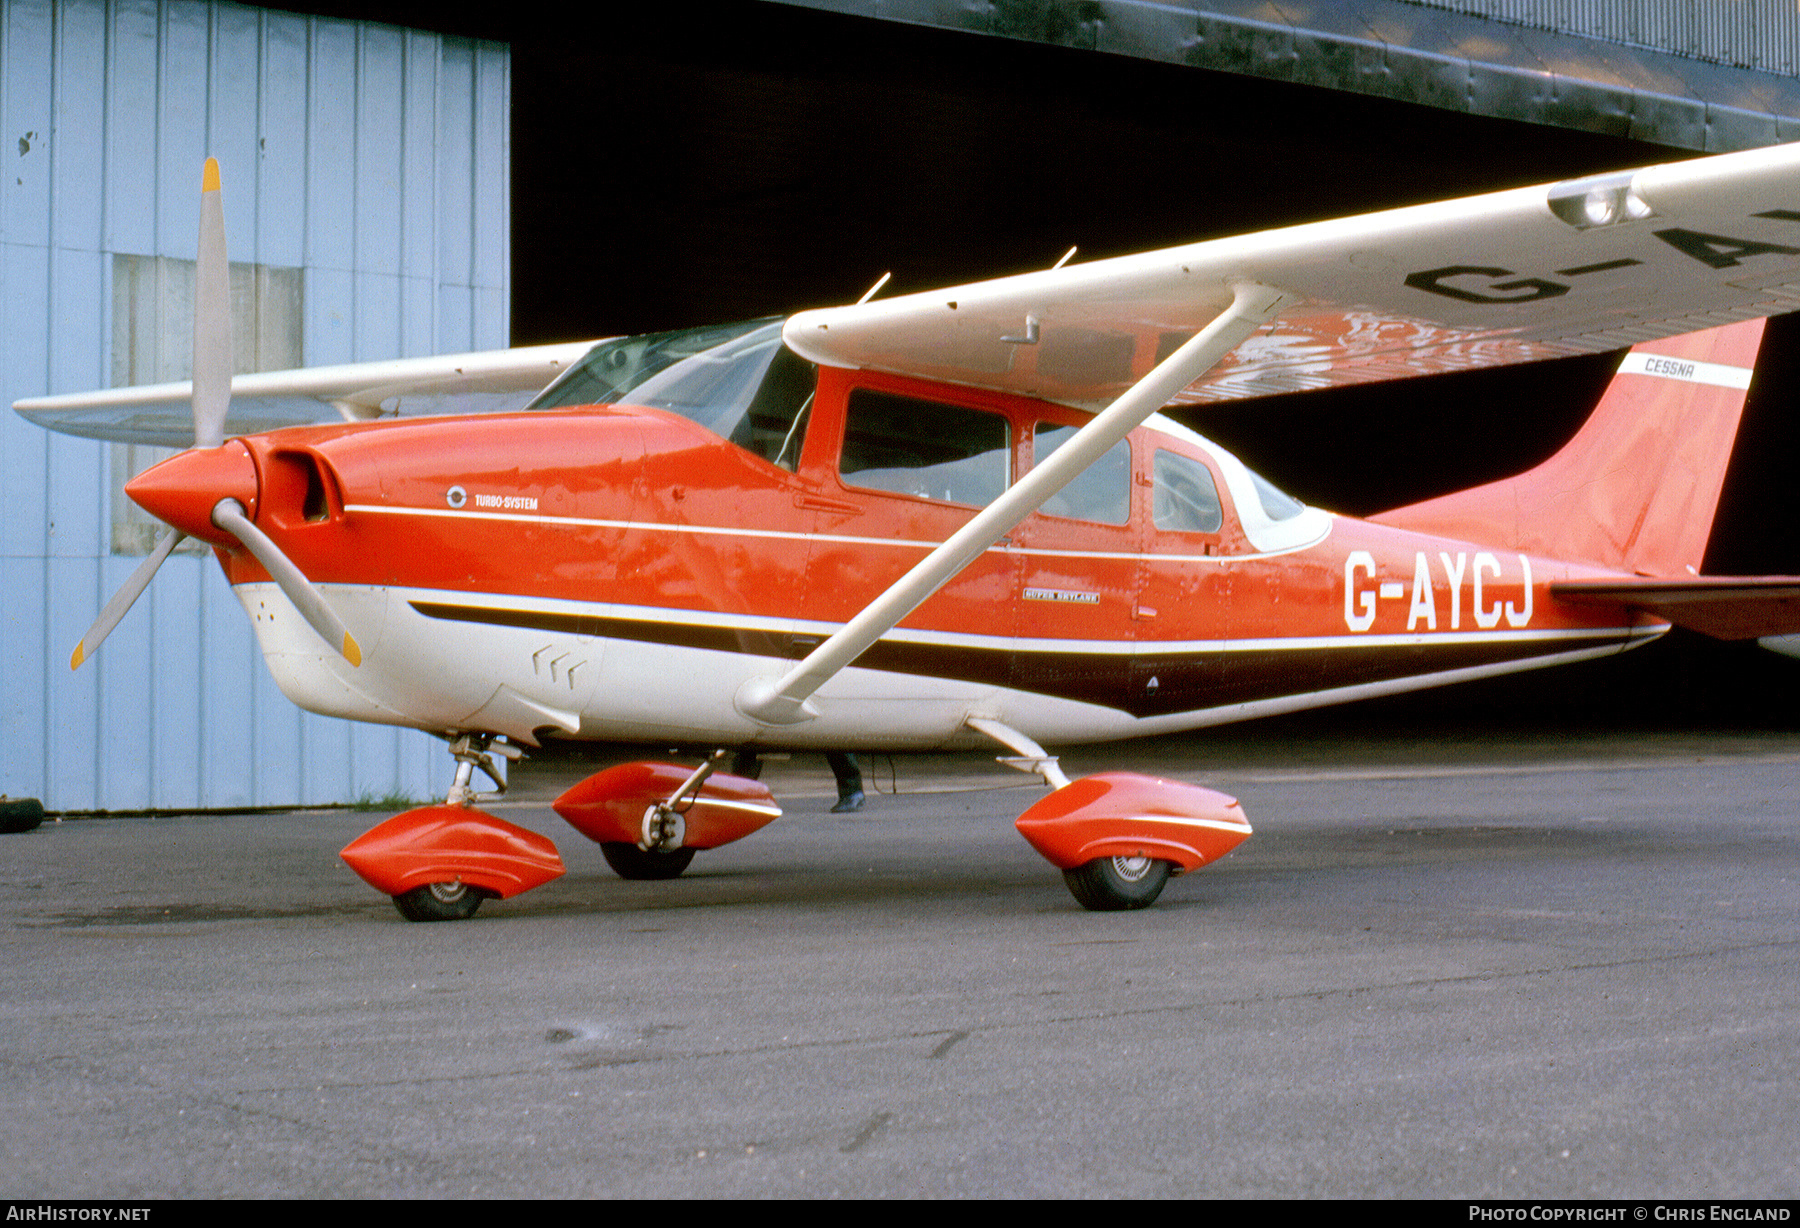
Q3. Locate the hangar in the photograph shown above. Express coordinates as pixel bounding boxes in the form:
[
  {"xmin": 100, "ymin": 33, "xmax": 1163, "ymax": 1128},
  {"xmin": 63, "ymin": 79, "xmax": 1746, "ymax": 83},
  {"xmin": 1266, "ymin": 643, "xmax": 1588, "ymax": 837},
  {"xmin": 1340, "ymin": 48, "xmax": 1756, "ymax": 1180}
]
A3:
[
  {"xmin": 6, "ymin": 0, "xmax": 1799, "ymax": 811},
  {"xmin": 1, "ymin": 0, "xmax": 508, "ymax": 809}
]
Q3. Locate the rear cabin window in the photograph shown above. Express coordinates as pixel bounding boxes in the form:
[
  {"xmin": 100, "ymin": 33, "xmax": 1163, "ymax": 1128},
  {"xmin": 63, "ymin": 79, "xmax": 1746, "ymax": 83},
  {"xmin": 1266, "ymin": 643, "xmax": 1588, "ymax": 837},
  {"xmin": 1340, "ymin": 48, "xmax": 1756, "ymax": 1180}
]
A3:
[
  {"xmin": 1250, "ymin": 469, "xmax": 1306, "ymax": 521},
  {"xmin": 1154, "ymin": 449, "xmax": 1223, "ymax": 534},
  {"xmin": 840, "ymin": 390, "xmax": 1010, "ymax": 507},
  {"xmin": 1033, "ymin": 424, "xmax": 1130, "ymax": 525}
]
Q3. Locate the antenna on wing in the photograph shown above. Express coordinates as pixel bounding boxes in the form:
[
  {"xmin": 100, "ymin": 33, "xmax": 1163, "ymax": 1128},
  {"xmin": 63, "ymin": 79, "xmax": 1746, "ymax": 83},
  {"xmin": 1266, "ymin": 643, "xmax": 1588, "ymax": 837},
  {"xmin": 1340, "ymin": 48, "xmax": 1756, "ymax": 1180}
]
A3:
[{"xmin": 856, "ymin": 272, "xmax": 892, "ymax": 305}]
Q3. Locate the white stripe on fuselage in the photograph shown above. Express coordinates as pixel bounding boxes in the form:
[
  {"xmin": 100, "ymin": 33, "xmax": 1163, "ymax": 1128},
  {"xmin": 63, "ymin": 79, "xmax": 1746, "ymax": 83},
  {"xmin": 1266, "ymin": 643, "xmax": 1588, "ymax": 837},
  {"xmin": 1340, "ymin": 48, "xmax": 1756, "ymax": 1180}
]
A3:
[{"xmin": 342, "ymin": 503, "xmax": 1328, "ymax": 564}]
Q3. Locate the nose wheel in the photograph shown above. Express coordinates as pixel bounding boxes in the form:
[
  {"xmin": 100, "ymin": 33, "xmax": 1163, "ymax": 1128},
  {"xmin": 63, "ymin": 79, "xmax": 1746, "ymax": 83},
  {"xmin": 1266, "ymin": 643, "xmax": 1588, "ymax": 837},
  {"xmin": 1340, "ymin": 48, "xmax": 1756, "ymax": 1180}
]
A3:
[
  {"xmin": 339, "ymin": 732, "xmax": 566, "ymax": 921},
  {"xmin": 384, "ymin": 734, "xmax": 517, "ymax": 918}
]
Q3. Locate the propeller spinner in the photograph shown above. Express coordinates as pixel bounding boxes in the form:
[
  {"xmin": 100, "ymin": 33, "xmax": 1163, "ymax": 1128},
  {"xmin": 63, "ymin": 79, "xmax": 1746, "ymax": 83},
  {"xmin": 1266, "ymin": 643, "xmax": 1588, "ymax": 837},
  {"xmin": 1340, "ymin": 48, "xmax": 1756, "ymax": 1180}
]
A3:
[{"xmin": 69, "ymin": 158, "xmax": 361, "ymax": 671}]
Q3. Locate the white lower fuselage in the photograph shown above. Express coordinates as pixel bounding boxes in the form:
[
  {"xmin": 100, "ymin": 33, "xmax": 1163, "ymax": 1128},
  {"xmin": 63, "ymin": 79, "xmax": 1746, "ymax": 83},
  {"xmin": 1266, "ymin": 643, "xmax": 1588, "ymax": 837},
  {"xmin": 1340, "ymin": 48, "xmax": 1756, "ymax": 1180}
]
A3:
[{"xmin": 238, "ymin": 577, "xmax": 1659, "ymax": 751}]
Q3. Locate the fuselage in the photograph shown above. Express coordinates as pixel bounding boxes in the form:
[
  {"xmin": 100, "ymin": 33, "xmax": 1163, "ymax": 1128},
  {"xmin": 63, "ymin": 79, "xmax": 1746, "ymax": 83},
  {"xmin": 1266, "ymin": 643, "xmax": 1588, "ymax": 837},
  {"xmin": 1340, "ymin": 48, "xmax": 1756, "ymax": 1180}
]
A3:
[{"xmin": 151, "ymin": 348, "xmax": 1656, "ymax": 752}]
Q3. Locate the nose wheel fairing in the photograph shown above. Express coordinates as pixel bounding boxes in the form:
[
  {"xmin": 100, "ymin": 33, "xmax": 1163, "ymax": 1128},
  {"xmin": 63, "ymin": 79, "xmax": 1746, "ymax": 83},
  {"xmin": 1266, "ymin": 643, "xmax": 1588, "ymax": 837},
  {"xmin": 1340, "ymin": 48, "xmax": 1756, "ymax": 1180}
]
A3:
[{"xmin": 340, "ymin": 804, "xmax": 566, "ymax": 916}]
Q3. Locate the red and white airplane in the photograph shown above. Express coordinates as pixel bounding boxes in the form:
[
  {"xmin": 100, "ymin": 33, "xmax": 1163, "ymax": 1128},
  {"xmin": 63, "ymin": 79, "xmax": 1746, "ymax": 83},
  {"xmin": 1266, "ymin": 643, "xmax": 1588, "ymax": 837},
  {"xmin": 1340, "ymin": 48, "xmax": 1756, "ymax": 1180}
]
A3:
[{"xmin": 20, "ymin": 146, "xmax": 1800, "ymax": 920}]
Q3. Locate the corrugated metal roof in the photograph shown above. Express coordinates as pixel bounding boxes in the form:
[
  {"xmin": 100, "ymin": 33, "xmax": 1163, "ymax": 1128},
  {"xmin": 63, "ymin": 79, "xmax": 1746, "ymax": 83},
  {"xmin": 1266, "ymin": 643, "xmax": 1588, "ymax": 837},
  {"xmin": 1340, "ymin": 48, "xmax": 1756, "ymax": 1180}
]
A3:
[
  {"xmin": 771, "ymin": 0, "xmax": 1800, "ymax": 150},
  {"xmin": 1420, "ymin": 1, "xmax": 1799, "ymax": 77}
]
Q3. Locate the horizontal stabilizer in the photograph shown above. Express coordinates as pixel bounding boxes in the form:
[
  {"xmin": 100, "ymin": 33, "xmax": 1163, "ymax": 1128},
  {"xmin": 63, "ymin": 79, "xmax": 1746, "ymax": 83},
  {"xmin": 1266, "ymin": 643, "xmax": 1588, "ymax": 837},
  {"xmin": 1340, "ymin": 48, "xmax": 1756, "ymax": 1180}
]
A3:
[{"xmin": 1551, "ymin": 577, "xmax": 1800, "ymax": 640}]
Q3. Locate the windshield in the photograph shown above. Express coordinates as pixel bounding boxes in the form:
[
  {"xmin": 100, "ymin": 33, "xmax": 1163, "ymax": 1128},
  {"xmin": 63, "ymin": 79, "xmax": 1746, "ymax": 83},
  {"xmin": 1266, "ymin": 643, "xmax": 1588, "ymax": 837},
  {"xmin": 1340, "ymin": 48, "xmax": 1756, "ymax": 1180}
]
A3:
[{"xmin": 530, "ymin": 318, "xmax": 817, "ymax": 469}]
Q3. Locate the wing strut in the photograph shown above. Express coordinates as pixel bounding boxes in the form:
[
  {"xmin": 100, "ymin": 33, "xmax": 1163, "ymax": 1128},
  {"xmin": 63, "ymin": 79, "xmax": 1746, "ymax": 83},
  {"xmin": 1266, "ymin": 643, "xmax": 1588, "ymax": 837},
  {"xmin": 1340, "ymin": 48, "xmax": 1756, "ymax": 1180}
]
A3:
[{"xmin": 736, "ymin": 281, "xmax": 1292, "ymax": 725}]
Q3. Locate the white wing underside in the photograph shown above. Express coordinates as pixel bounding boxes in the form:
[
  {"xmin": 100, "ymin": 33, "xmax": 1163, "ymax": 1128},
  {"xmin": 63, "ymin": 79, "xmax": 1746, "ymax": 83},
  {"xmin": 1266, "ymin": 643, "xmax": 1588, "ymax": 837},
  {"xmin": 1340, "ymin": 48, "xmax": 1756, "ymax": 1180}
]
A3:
[
  {"xmin": 19, "ymin": 141, "xmax": 1800, "ymax": 443},
  {"xmin": 784, "ymin": 142, "xmax": 1800, "ymax": 409},
  {"xmin": 14, "ymin": 341, "xmax": 602, "ymax": 446}
]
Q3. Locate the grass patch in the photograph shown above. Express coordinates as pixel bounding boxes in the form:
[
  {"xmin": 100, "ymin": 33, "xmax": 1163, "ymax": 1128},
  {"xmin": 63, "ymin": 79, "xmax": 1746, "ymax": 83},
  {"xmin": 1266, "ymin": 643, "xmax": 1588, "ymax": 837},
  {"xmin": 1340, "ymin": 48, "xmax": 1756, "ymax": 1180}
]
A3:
[{"xmin": 349, "ymin": 789, "xmax": 432, "ymax": 812}]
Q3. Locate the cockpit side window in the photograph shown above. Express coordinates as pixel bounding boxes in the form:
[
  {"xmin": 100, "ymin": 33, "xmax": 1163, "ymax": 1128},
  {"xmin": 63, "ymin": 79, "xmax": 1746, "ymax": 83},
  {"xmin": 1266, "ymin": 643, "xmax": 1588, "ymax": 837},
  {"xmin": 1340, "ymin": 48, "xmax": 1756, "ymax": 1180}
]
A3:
[
  {"xmin": 725, "ymin": 344, "xmax": 815, "ymax": 472},
  {"xmin": 840, "ymin": 389, "xmax": 1010, "ymax": 508},
  {"xmin": 1033, "ymin": 424, "xmax": 1130, "ymax": 525},
  {"xmin": 1154, "ymin": 448, "xmax": 1223, "ymax": 534}
]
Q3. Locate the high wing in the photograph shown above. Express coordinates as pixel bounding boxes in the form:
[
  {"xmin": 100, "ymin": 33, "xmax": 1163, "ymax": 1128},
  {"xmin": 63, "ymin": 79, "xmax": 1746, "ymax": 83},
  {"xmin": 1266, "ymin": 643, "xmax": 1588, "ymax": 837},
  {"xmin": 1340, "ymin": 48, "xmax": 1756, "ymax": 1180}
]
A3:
[
  {"xmin": 29, "ymin": 146, "xmax": 1800, "ymax": 442},
  {"xmin": 14, "ymin": 341, "xmax": 600, "ymax": 446},
  {"xmin": 784, "ymin": 142, "xmax": 1800, "ymax": 409},
  {"xmin": 748, "ymin": 141, "xmax": 1800, "ymax": 725}
]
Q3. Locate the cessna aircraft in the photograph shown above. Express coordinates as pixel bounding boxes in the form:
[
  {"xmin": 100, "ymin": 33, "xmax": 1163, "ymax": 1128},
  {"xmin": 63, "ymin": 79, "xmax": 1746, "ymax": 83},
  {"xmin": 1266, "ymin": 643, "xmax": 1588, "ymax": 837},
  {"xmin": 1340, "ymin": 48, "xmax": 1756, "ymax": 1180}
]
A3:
[{"xmin": 19, "ymin": 146, "xmax": 1800, "ymax": 920}]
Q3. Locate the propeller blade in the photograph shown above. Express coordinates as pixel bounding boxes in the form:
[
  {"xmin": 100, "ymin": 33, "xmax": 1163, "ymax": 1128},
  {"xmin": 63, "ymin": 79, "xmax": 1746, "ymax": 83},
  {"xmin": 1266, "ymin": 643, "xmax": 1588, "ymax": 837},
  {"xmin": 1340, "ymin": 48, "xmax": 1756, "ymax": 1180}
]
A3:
[
  {"xmin": 192, "ymin": 157, "xmax": 231, "ymax": 449},
  {"xmin": 72, "ymin": 160, "xmax": 236, "ymax": 666},
  {"xmin": 210, "ymin": 499, "xmax": 361, "ymax": 666},
  {"xmin": 70, "ymin": 526, "xmax": 187, "ymax": 670}
]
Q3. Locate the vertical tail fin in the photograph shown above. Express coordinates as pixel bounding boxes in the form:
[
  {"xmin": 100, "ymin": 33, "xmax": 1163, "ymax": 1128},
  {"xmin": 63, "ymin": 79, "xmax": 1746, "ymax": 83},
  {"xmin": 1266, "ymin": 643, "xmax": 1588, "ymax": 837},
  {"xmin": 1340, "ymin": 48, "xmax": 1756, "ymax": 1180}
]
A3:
[{"xmin": 1370, "ymin": 319, "xmax": 1766, "ymax": 577}]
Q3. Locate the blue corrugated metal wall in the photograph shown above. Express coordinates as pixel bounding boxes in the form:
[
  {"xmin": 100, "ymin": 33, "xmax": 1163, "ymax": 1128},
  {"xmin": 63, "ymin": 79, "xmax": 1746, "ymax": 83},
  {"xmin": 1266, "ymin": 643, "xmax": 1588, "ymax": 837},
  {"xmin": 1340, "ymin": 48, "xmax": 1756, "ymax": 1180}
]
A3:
[{"xmin": 0, "ymin": 0, "xmax": 511, "ymax": 810}]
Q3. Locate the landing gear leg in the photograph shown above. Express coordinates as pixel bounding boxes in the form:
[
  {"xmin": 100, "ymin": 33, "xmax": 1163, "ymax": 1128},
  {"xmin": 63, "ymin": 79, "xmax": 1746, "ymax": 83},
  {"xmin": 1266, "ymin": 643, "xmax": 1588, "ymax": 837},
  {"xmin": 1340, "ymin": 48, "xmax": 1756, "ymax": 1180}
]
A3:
[
  {"xmin": 554, "ymin": 751, "xmax": 783, "ymax": 878},
  {"xmin": 443, "ymin": 733, "xmax": 518, "ymax": 808},
  {"xmin": 600, "ymin": 750, "xmax": 724, "ymax": 881},
  {"xmin": 968, "ymin": 717, "xmax": 1239, "ymax": 912},
  {"xmin": 380, "ymin": 733, "xmax": 526, "ymax": 920},
  {"xmin": 382, "ymin": 733, "xmax": 525, "ymax": 922}
]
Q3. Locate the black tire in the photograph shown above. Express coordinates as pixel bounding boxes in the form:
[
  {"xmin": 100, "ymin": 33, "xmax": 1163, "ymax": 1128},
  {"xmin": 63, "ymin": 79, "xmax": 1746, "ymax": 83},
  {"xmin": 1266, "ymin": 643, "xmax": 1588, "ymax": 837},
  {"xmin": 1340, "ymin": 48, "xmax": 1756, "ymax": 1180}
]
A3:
[
  {"xmin": 0, "ymin": 798, "xmax": 44, "ymax": 834},
  {"xmin": 600, "ymin": 842, "xmax": 696, "ymax": 881},
  {"xmin": 392, "ymin": 881, "xmax": 485, "ymax": 922},
  {"xmin": 1062, "ymin": 855, "xmax": 1172, "ymax": 911}
]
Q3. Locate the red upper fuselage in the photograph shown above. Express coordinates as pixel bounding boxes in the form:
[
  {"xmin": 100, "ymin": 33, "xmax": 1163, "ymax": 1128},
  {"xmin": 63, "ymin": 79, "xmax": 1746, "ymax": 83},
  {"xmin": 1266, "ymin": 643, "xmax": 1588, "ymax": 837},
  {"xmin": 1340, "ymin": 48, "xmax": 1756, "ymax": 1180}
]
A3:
[{"xmin": 126, "ymin": 351, "xmax": 1646, "ymax": 746}]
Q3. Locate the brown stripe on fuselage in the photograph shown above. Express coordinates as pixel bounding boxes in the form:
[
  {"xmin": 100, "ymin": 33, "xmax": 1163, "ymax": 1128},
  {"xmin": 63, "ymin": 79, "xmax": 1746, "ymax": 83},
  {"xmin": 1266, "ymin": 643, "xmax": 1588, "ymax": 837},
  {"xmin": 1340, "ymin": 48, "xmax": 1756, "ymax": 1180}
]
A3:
[{"xmin": 409, "ymin": 600, "xmax": 1635, "ymax": 718}]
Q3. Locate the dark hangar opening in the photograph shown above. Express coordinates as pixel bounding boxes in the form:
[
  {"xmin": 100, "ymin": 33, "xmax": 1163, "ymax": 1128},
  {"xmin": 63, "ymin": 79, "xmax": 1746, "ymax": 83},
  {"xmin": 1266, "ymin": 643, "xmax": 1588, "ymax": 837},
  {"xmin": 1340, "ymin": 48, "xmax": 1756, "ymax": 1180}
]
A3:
[{"xmin": 282, "ymin": 1, "xmax": 1800, "ymax": 728}]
